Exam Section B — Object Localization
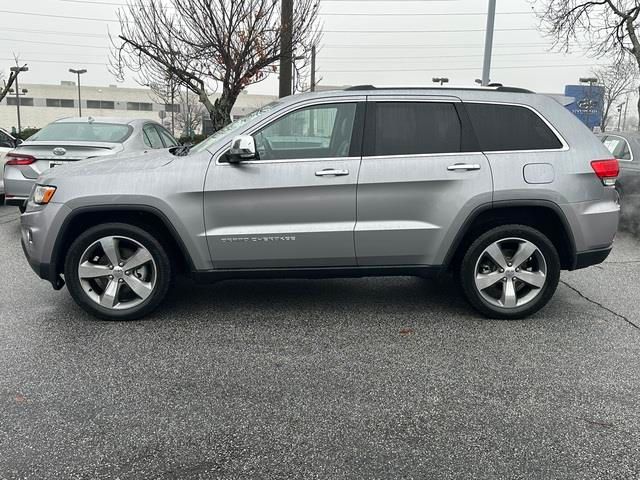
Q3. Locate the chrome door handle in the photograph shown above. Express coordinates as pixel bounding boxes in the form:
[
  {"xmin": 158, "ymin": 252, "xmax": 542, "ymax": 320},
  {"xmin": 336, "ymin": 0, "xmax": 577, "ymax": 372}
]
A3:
[
  {"xmin": 315, "ymin": 168, "xmax": 349, "ymax": 176},
  {"xmin": 447, "ymin": 163, "xmax": 481, "ymax": 171}
]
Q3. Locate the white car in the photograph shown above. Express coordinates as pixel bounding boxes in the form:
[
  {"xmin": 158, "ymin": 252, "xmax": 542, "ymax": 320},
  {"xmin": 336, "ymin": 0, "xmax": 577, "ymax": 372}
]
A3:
[{"xmin": 0, "ymin": 127, "xmax": 21, "ymax": 202}]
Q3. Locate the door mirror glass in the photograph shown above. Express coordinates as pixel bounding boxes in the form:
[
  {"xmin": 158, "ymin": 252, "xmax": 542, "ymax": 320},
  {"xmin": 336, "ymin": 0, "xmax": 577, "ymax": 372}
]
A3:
[{"xmin": 227, "ymin": 135, "xmax": 257, "ymax": 163}]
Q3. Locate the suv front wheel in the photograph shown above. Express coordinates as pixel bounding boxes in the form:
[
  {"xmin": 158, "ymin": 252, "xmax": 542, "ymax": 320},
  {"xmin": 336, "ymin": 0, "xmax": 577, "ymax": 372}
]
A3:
[
  {"xmin": 64, "ymin": 223, "xmax": 172, "ymax": 320},
  {"xmin": 460, "ymin": 225, "xmax": 560, "ymax": 319}
]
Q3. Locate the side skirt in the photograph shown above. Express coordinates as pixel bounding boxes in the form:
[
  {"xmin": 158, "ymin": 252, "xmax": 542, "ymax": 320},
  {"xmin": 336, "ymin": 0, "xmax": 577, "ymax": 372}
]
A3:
[{"xmin": 190, "ymin": 265, "xmax": 446, "ymax": 283}]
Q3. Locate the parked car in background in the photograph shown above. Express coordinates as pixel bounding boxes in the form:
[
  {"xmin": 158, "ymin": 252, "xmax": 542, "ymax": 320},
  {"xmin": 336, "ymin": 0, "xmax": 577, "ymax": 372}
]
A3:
[
  {"xmin": 0, "ymin": 127, "xmax": 22, "ymax": 202},
  {"xmin": 3, "ymin": 117, "xmax": 177, "ymax": 212},
  {"xmin": 599, "ymin": 132, "xmax": 640, "ymax": 202},
  {"xmin": 21, "ymin": 85, "xmax": 619, "ymax": 321}
]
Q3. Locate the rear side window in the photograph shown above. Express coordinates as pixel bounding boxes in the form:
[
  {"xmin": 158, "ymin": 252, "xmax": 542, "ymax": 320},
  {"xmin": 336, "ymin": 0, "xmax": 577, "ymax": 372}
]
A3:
[
  {"xmin": 143, "ymin": 124, "xmax": 164, "ymax": 149},
  {"xmin": 370, "ymin": 102, "xmax": 461, "ymax": 156},
  {"xmin": 465, "ymin": 103, "xmax": 562, "ymax": 152}
]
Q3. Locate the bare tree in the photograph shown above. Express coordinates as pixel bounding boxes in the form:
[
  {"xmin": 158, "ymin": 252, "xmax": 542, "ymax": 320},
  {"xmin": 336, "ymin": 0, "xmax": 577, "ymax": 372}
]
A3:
[
  {"xmin": 536, "ymin": 1, "xmax": 640, "ymax": 128},
  {"xmin": 0, "ymin": 58, "xmax": 27, "ymax": 104},
  {"xmin": 112, "ymin": 0, "xmax": 320, "ymax": 132},
  {"xmin": 593, "ymin": 59, "xmax": 638, "ymax": 130}
]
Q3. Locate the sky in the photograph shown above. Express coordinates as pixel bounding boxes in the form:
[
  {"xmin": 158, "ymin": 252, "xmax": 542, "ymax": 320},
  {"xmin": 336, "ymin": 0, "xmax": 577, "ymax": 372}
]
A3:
[{"xmin": 0, "ymin": 0, "xmax": 611, "ymax": 96}]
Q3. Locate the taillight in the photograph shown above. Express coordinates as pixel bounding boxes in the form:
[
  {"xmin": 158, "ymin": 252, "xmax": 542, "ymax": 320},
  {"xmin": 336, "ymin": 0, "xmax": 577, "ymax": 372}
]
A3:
[
  {"xmin": 591, "ymin": 159, "xmax": 619, "ymax": 186},
  {"xmin": 5, "ymin": 153, "xmax": 36, "ymax": 166}
]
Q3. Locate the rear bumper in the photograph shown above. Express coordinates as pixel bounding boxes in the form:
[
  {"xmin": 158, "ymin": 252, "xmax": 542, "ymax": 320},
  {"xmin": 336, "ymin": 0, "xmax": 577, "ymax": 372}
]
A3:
[{"xmin": 572, "ymin": 246, "xmax": 612, "ymax": 270}]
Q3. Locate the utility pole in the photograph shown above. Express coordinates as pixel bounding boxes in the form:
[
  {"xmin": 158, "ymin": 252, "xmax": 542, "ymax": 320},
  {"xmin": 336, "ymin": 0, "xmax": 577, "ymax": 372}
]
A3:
[
  {"xmin": 69, "ymin": 68, "xmax": 87, "ymax": 117},
  {"xmin": 617, "ymin": 104, "xmax": 624, "ymax": 131},
  {"xmin": 279, "ymin": 0, "xmax": 293, "ymax": 98},
  {"xmin": 9, "ymin": 66, "xmax": 28, "ymax": 135},
  {"xmin": 623, "ymin": 96, "xmax": 629, "ymax": 131},
  {"xmin": 481, "ymin": 0, "xmax": 497, "ymax": 86},
  {"xmin": 310, "ymin": 45, "xmax": 316, "ymax": 92}
]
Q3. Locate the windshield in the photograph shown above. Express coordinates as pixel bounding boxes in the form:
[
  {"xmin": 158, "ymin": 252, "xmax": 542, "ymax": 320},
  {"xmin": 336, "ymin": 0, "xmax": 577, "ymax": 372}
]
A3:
[
  {"xmin": 189, "ymin": 101, "xmax": 282, "ymax": 154},
  {"xmin": 30, "ymin": 122, "xmax": 132, "ymax": 143}
]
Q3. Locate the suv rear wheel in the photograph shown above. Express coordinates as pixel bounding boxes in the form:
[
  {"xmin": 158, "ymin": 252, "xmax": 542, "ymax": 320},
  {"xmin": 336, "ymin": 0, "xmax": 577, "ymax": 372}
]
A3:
[
  {"xmin": 64, "ymin": 223, "xmax": 171, "ymax": 320},
  {"xmin": 460, "ymin": 225, "xmax": 560, "ymax": 319}
]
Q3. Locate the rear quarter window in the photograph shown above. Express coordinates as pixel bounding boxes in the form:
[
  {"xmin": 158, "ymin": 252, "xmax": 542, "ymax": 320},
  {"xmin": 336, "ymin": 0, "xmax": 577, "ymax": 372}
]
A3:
[{"xmin": 465, "ymin": 103, "xmax": 563, "ymax": 152}]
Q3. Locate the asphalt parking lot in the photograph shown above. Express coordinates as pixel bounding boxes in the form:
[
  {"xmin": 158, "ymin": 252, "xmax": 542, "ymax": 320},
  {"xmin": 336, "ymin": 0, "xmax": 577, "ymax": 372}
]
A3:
[{"xmin": 1, "ymin": 204, "xmax": 639, "ymax": 479}]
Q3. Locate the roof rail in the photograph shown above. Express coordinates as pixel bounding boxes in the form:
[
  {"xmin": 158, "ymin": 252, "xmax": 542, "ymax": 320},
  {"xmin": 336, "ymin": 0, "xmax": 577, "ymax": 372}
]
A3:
[{"xmin": 343, "ymin": 84, "xmax": 534, "ymax": 94}]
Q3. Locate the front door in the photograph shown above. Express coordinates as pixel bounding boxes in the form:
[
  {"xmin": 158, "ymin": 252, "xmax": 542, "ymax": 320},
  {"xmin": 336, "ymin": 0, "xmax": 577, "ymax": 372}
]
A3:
[
  {"xmin": 204, "ymin": 99, "xmax": 365, "ymax": 269},
  {"xmin": 355, "ymin": 96, "xmax": 493, "ymax": 266}
]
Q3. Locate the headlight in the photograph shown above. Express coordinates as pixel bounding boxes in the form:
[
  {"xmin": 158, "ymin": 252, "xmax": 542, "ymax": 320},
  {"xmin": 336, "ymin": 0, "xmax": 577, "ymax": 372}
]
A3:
[{"xmin": 32, "ymin": 185, "xmax": 57, "ymax": 205}]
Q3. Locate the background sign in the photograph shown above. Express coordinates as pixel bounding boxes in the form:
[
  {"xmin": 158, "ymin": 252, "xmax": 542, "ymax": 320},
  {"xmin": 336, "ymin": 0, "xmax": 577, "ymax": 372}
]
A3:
[{"xmin": 564, "ymin": 84, "xmax": 605, "ymax": 131}]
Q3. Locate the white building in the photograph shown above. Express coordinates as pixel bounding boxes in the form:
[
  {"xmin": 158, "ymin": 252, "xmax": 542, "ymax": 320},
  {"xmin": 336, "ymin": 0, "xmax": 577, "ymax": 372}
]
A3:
[{"xmin": 0, "ymin": 81, "xmax": 276, "ymax": 134}]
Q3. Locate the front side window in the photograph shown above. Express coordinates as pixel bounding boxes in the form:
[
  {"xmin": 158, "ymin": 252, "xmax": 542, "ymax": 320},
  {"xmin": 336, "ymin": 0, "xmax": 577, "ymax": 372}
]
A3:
[
  {"xmin": 143, "ymin": 124, "xmax": 164, "ymax": 148},
  {"xmin": 370, "ymin": 102, "xmax": 462, "ymax": 156},
  {"xmin": 253, "ymin": 102, "xmax": 357, "ymax": 161},
  {"xmin": 466, "ymin": 103, "xmax": 563, "ymax": 152},
  {"xmin": 602, "ymin": 135, "xmax": 632, "ymax": 161}
]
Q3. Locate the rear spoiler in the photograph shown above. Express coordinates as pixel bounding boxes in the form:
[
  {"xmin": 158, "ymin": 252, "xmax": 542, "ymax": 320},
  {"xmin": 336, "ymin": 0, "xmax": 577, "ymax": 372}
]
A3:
[{"xmin": 543, "ymin": 94, "xmax": 575, "ymax": 107}]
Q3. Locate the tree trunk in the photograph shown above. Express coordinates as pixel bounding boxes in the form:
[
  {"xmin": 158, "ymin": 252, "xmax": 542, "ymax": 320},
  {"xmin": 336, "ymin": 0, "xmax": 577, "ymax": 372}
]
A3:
[
  {"xmin": 0, "ymin": 71, "xmax": 18, "ymax": 104},
  {"xmin": 208, "ymin": 87, "xmax": 240, "ymax": 132}
]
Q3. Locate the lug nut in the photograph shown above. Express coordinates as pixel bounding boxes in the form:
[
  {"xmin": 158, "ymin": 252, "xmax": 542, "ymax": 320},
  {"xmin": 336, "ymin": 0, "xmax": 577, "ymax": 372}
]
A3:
[
  {"xmin": 499, "ymin": 268, "xmax": 504, "ymax": 273},
  {"xmin": 516, "ymin": 268, "xmax": 520, "ymax": 272},
  {"xmin": 108, "ymin": 265, "xmax": 113, "ymax": 269},
  {"xmin": 502, "ymin": 277, "xmax": 507, "ymax": 282},
  {"xmin": 118, "ymin": 278, "xmax": 123, "ymax": 283},
  {"xmin": 125, "ymin": 270, "xmax": 130, "ymax": 275},
  {"xmin": 507, "ymin": 263, "xmax": 512, "ymax": 267},
  {"xmin": 119, "ymin": 262, "xmax": 124, "ymax": 267},
  {"xmin": 109, "ymin": 275, "xmax": 114, "ymax": 279}
]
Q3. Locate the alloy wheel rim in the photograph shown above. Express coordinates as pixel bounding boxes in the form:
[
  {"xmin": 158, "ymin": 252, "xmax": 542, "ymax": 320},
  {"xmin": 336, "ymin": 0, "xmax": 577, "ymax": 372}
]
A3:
[
  {"xmin": 473, "ymin": 237, "xmax": 547, "ymax": 309},
  {"xmin": 77, "ymin": 235, "xmax": 157, "ymax": 310}
]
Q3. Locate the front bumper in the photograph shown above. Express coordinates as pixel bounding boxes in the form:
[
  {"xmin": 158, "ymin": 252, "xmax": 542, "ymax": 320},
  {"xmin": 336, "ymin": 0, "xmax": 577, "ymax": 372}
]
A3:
[
  {"xmin": 5, "ymin": 195, "xmax": 28, "ymax": 207},
  {"xmin": 20, "ymin": 202, "xmax": 69, "ymax": 289}
]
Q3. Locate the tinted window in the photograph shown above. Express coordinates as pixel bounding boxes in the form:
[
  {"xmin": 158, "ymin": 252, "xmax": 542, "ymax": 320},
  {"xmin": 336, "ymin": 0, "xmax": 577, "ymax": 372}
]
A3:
[
  {"xmin": 87, "ymin": 100, "xmax": 115, "ymax": 110},
  {"xmin": 7, "ymin": 97, "xmax": 33, "ymax": 107},
  {"xmin": 0, "ymin": 130, "xmax": 13, "ymax": 148},
  {"xmin": 466, "ymin": 103, "xmax": 562, "ymax": 152},
  {"xmin": 602, "ymin": 136, "xmax": 632, "ymax": 161},
  {"xmin": 46, "ymin": 98, "xmax": 74, "ymax": 108},
  {"xmin": 371, "ymin": 102, "xmax": 461, "ymax": 156},
  {"xmin": 30, "ymin": 123, "xmax": 132, "ymax": 143},
  {"xmin": 253, "ymin": 103, "xmax": 357, "ymax": 161},
  {"xmin": 143, "ymin": 124, "xmax": 164, "ymax": 148}
]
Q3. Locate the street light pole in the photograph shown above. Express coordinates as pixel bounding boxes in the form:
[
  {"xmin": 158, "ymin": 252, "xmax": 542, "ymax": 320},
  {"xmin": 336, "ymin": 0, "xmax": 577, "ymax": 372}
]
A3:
[
  {"xmin": 69, "ymin": 68, "xmax": 87, "ymax": 117},
  {"xmin": 481, "ymin": 0, "xmax": 497, "ymax": 86},
  {"xmin": 9, "ymin": 66, "xmax": 28, "ymax": 135}
]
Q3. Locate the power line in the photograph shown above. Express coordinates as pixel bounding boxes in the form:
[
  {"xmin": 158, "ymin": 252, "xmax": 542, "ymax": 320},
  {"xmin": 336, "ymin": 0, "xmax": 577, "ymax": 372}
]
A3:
[
  {"xmin": 0, "ymin": 9, "xmax": 118, "ymax": 22},
  {"xmin": 319, "ymin": 11, "xmax": 538, "ymax": 16},
  {"xmin": 2, "ymin": 28, "xmax": 106, "ymax": 38},
  {"xmin": 322, "ymin": 42, "xmax": 574, "ymax": 49},
  {"xmin": 322, "ymin": 27, "xmax": 537, "ymax": 33},
  {"xmin": 0, "ymin": 38, "xmax": 108, "ymax": 49},
  {"xmin": 320, "ymin": 63, "xmax": 604, "ymax": 73},
  {"xmin": 320, "ymin": 52, "xmax": 584, "ymax": 60},
  {"xmin": 0, "ymin": 57, "xmax": 108, "ymax": 66}
]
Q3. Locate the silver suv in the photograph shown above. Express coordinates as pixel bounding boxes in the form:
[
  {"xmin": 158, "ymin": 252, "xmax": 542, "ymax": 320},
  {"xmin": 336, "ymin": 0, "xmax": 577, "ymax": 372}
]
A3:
[{"xmin": 20, "ymin": 86, "xmax": 620, "ymax": 320}]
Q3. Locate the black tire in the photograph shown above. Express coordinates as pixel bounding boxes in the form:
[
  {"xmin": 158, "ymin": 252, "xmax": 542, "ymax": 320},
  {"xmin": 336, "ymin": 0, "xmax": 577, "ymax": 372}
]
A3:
[
  {"xmin": 460, "ymin": 224, "xmax": 560, "ymax": 320},
  {"xmin": 64, "ymin": 223, "xmax": 172, "ymax": 321}
]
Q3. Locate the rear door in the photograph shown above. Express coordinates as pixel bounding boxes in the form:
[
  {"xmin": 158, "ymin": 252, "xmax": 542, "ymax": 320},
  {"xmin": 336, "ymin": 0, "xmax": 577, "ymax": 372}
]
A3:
[
  {"xmin": 204, "ymin": 97, "xmax": 365, "ymax": 269},
  {"xmin": 355, "ymin": 96, "xmax": 493, "ymax": 266}
]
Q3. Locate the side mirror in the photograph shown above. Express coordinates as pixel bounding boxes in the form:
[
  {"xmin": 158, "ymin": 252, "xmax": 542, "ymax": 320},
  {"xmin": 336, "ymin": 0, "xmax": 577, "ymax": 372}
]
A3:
[
  {"xmin": 227, "ymin": 135, "xmax": 257, "ymax": 163},
  {"xmin": 15, "ymin": 138, "xmax": 23, "ymax": 146}
]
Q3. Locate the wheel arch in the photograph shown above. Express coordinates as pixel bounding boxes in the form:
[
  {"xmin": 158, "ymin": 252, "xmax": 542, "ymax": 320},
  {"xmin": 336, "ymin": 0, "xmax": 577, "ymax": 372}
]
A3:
[
  {"xmin": 51, "ymin": 205, "xmax": 195, "ymax": 279},
  {"xmin": 445, "ymin": 200, "xmax": 577, "ymax": 271}
]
